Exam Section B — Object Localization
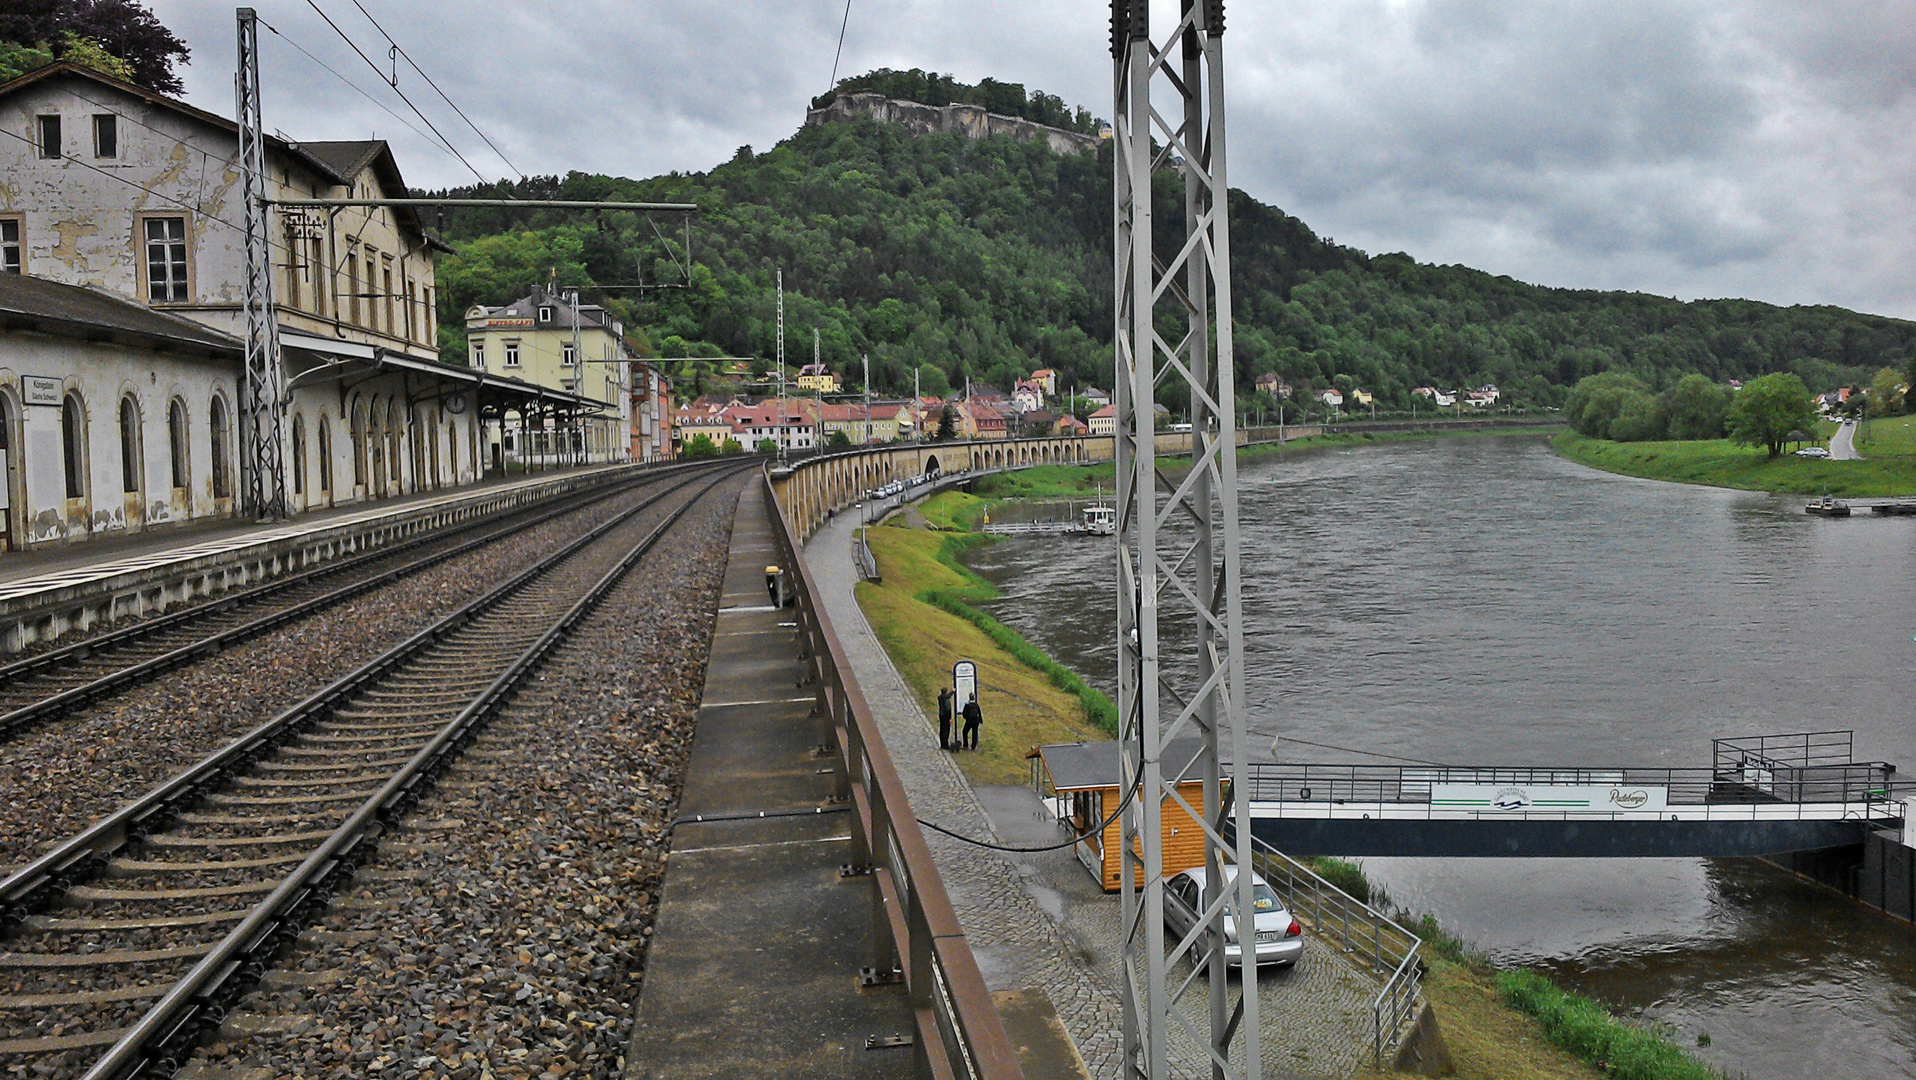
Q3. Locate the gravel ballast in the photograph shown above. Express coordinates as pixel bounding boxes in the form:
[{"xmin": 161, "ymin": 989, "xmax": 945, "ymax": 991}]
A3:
[
  {"xmin": 180, "ymin": 480, "xmax": 739, "ymax": 1080},
  {"xmin": 0, "ymin": 479, "xmax": 686, "ymax": 876}
]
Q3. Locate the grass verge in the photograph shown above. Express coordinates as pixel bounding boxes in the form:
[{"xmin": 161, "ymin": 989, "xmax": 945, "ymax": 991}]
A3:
[
  {"xmin": 1553, "ymin": 431, "xmax": 1916, "ymax": 496},
  {"xmin": 856, "ymin": 524, "xmax": 1112, "ymax": 785},
  {"xmin": 1859, "ymin": 416, "xmax": 1916, "ymax": 457}
]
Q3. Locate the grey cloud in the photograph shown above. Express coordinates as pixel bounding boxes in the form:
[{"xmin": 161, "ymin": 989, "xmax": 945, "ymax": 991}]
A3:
[{"xmin": 144, "ymin": 0, "xmax": 1910, "ymax": 318}]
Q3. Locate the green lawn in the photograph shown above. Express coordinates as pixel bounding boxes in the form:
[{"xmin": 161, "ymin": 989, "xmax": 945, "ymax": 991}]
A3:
[
  {"xmin": 1859, "ymin": 417, "xmax": 1916, "ymax": 457},
  {"xmin": 1553, "ymin": 432, "xmax": 1916, "ymax": 496}
]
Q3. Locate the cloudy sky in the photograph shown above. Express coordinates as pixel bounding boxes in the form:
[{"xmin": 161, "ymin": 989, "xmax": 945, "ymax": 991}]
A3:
[{"xmin": 149, "ymin": 1, "xmax": 1915, "ymax": 319}]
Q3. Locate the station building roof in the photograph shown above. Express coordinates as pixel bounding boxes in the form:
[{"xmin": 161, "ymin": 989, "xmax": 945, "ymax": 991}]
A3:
[{"xmin": 0, "ymin": 272, "xmax": 240, "ymax": 359}]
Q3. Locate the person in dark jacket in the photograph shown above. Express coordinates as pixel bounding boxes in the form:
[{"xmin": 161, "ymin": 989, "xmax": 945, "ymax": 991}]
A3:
[
  {"xmin": 937, "ymin": 688, "xmax": 955, "ymax": 750},
  {"xmin": 961, "ymin": 694, "xmax": 983, "ymax": 750}
]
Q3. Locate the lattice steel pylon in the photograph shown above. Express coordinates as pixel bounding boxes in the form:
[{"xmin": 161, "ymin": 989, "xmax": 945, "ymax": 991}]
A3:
[
  {"xmin": 236, "ymin": 8, "xmax": 288, "ymax": 520},
  {"xmin": 1112, "ymin": 2, "xmax": 1260, "ymax": 1078}
]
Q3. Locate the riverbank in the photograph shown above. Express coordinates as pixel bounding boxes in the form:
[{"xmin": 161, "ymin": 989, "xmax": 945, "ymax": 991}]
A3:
[
  {"xmin": 1552, "ymin": 431, "xmax": 1916, "ymax": 496},
  {"xmin": 853, "ymin": 517, "xmax": 1110, "ymax": 785},
  {"xmin": 966, "ymin": 424, "xmax": 1565, "ymax": 506}
]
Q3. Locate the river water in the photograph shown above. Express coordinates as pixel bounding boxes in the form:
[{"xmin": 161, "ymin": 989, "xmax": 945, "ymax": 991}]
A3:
[{"xmin": 963, "ymin": 434, "xmax": 1916, "ymax": 1079}]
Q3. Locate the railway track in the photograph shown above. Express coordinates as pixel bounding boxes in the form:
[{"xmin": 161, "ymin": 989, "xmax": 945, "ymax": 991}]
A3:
[
  {"xmin": 0, "ymin": 465, "xmax": 693, "ymax": 745},
  {"xmin": 0, "ymin": 461, "xmax": 751, "ymax": 1078}
]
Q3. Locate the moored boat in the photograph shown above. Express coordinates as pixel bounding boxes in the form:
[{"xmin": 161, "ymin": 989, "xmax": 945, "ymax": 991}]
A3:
[{"xmin": 1806, "ymin": 495, "xmax": 1851, "ymax": 517}]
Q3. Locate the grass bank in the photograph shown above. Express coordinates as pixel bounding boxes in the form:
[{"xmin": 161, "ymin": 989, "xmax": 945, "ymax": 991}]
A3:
[
  {"xmin": 1325, "ymin": 871, "xmax": 1727, "ymax": 1080},
  {"xmin": 1859, "ymin": 415, "xmax": 1916, "ymax": 457},
  {"xmin": 1553, "ymin": 431, "xmax": 1916, "ymax": 496},
  {"xmin": 854, "ymin": 522, "xmax": 1113, "ymax": 786}
]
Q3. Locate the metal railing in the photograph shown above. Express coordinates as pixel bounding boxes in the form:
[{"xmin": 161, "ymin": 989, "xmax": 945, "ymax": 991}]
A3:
[
  {"xmin": 1244, "ymin": 834, "xmax": 1423, "ymax": 1066},
  {"xmin": 763, "ymin": 475, "xmax": 1022, "ymax": 1080},
  {"xmin": 1243, "ymin": 760, "xmax": 1896, "ymax": 810}
]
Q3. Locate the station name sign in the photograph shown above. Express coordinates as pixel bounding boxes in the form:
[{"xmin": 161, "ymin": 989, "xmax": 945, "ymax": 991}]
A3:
[
  {"xmin": 22, "ymin": 376, "xmax": 61, "ymax": 406},
  {"xmin": 1431, "ymin": 783, "xmax": 1669, "ymax": 814}
]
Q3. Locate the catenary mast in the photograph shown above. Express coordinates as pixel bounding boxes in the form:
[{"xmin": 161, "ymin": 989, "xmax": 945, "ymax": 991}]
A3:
[{"xmin": 1111, "ymin": 1, "xmax": 1259, "ymax": 1077}]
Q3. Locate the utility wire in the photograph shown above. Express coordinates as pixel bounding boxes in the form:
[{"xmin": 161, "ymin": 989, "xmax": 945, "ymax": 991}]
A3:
[
  {"xmin": 301, "ymin": 0, "xmax": 490, "ymax": 184},
  {"xmin": 344, "ymin": 0, "xmax": 525, "ymax": 181},
  {"xmin": 827, "ymin": 0, "xmax": 853, "ymax": 93},
  {"xmin": 259, "ymin": 17, "xmax": 471, "ymax": 173}
]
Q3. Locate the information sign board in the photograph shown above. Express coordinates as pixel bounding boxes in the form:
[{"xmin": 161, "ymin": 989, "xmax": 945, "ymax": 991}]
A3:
[
  {"xmin": 1430, "ymin": 783, "xmax": 1669, "ymax": 814},
  {"xmin": 952, "ymin": 660, "xmax": 977, "ymax": 708}
]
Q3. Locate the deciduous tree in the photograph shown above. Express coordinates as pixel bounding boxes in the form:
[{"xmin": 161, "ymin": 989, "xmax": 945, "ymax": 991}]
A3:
[{"xmin": 1726, "ymin": 373, "xmax": 1818, "ymax": 457}]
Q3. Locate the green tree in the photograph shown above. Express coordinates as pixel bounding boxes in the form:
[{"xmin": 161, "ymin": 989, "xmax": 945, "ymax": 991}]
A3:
[
  {"xmin": 680, "ymin": 434, "xmax": 719, "ymax": 460},
  {"xmin": 936, "ymin": 405, "xmax": 958, "ymax": 440},
  {"xmin": 826, "ymin": 430, "xmax": 852, "ymax": 448},
  {"xmin": 1726, "ymin": 373, "xmax": 1818, "ymax": 457},
  {"xmin": 720, "ymin": 437, "xmax": 744, "ymax": 456},
  {"xmin": 755, "ymin": 437, "xmax": 778, "ymax": 454},
  {"xmin": 0, "ymin": 0, "xmax": 189, "ymax": 93},
  {"xmin": 1565, "ymin": 373, "xmax": 1655, "ymax": 440},
  {"xmin": 1868, "ymin": 367, "xmax": 1904, "ymax": 417},
  {"xmin": 1662, "ymin": 374, "xmax": 1731, "ymax": 440}
]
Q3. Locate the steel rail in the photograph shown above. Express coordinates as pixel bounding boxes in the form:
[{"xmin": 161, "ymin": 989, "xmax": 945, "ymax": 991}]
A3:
[
  {"xmin": 0, "ymin": 466, "xmax": 690, "ymax": 743},
  {"xmin": 762, "ymin": 474, "xmax": 1022, "ymax": 1080},
  {"xmin": 0, "ymin": 461, "xmax": 740, "ymax": 933},
  {"xmin": 78, "ymin": 463, "xmax": 748, "ymax": 1079}
]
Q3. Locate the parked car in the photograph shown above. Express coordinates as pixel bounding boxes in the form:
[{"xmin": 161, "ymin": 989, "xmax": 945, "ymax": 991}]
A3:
[
  {"xmin": 1794, "ymin": 446, "xmax": 1831, "ymax": 459},
  {"xmin": 1164, "ymin": 867, "xmax": 1303, "ymax": 969}
]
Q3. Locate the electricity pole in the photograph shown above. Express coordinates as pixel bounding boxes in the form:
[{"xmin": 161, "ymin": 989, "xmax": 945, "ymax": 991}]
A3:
[
  {"xmin": 235, "ymin": 8, "xmax": 287, "ymax": 520},
  {"xmin": 863, "ymin": 351, "xmax": 871, "ymax": 445},
  {"xmin": 1112, "ymin": 2, "xmax": 1259, "ymax": 1078},
  {"xmin": 776, "ymin": 269, "xmax": 786, "ymax": 463}
]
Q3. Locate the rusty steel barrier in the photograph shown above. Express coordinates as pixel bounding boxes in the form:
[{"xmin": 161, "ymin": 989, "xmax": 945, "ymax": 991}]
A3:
[{"xmin": 762, "ymin": 476, "xmax": 1024, "ymax": 1080}]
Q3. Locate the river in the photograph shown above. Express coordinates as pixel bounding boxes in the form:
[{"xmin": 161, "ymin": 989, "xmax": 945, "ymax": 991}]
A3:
[{"xmin": 962, "ymin": 433, "xmax": 1916, "ymax": 1080}]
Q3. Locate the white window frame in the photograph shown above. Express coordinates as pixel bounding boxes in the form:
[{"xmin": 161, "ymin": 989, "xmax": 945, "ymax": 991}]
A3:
[
  {"xmin": 141, "ymin": 215, "xmax": 190, "ymax": 303},
  {"xmin": 0, "ymin": 218, "xmax": 22, "ymax": 274},
  {"xmin": 537, "ymin": 305, "xmax": 553, "ymax": 323},
  {"xmin": 562, "ymin": 343, "xmax": 576, "ymax": 366},
  {"xmin": 503, "ymin": 341, "xmax": 521, "ymax": 368},
  {"xmin": 471, "ymin": 341, "xmax": 485, "ymax": 369}
]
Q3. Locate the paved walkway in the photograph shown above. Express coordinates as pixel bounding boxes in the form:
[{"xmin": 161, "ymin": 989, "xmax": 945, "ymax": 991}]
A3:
[
  {"xmin": 625, "ymin": 487, "xmax": 914, "ymax": 1078},
  {"xmin": 804, "ymin": 515, "xmax": 1379, "ymax": 1080}
]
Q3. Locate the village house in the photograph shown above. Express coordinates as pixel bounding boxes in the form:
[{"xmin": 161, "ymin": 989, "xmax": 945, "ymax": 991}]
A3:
[
  {"xmin": 1012, "ymin": 379, "xmax": 1046, "ymax": 413},
  {"xmin": 0, "ymin": 62, "xmax": 580, "ymax": 550},
  {"xmin": 1028, "ymin": 368, "xmax": 1057, "ymax": 395},
  {"xmin": 672, "ymin": 401, "xmax": 736, "ymax": 453},
  {"xmin": 1254, "ymin": 372, "xmax": 1292, "ymax": 400},
  {"xmin": 726, "ymin": 397, "xmax": 819, "ymax": 454},
  {"xmin": 1087, "ymin": 403, "xmax": 1116, "ymax": 436},
  {"xmin": 1318, "ymin": 388, "xmax": 1344, "ymax": 409}
]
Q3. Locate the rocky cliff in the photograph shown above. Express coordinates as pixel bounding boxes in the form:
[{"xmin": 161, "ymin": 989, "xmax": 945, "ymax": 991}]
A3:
[{"xmin": 805, "ymin": 92, "xmax": 1104, "ymax": 156}]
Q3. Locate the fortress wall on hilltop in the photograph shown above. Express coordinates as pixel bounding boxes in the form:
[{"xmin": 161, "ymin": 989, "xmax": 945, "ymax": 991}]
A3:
[{"xmin": 805, "ymin": 92, "xmax": 1104, "ymax": 156}]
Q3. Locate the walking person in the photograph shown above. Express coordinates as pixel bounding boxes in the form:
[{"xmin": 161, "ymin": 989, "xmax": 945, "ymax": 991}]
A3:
[
  {"xmin": 937, "ymin": 687, "xmax": 955, "ymax": 751},
  {"xmin": 961, "ymin": 694, "xmax": 983, "ymax": 751}
]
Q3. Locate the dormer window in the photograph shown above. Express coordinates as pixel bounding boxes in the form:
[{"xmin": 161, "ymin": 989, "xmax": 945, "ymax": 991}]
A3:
[{"xmin": 537, "ymin": 305, "xmax": 553, "ymax": 323}]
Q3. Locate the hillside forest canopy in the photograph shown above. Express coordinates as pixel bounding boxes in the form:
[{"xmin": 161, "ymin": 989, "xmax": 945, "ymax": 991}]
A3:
[{"xmin": 426, "ymin": 70, "xmax": 1916, "ymax": 417}]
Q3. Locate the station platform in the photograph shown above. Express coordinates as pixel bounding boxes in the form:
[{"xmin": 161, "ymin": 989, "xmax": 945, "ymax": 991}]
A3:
[
  {"xmin": 624, "ymin": 484, "xmax": 916, "ymax": 1079},
  {"xmin": 0, "ymin": 464, "xmax": 637, "ymax": 652}
]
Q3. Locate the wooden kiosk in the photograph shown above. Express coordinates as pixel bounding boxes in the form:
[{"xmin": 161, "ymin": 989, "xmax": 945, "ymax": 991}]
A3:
[{"xmin": 1030, "ymin": 739, "xmax": 1216, "ymax": 892}]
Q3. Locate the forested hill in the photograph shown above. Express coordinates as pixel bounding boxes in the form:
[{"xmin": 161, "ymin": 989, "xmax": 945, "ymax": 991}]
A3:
[{"xmin": 425, "ymin": 89, "xmax": 1916, "ymax": 412}]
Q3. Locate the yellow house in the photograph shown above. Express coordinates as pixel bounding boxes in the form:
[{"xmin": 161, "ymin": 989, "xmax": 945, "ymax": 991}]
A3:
[
  {"xmin": 797, "ymin": 363, "xmax": 841, "ymax": 394},
  {"xmin": 465, "ymin": 288, "xmax": 631, "ymax": 467}
]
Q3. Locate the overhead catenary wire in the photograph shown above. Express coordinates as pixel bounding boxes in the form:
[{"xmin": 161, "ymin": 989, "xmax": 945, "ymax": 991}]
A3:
[
  {"xmin": 301, "ymin": 0, "xmax": 491, "ymax": 185},
  {"xmin": 343, "ymin": 0, "xmax": 525, "ymax": 181},
  {"xmin": 259, "ymin": 17, "xmax": 474, "ymax": 174},
  {"xmin": 828, "ymin": 0, "xmax": 854, "ymax": 93}
]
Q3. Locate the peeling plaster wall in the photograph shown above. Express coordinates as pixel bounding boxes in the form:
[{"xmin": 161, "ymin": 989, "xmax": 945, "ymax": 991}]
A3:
[{"xmin": 0, "ymin": 333, "xmax": 235, "ymax": 545}]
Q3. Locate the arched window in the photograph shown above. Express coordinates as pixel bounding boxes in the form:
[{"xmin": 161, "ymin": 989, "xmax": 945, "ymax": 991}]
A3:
[
  {"xmin": 209, "ymin": 395, "xmax": 230, "ymax": 500},
  {"xmin": 447, "ymin": 420, "xmax": 458, "ymax": 480},
  {"xmin": 291, "ymin": 413, "xmax": 306, "ymax": 496},
  {"xmin": 388, "ymin": 399, "xmax": 405, "ymax": 493},
  {"xmin": 118, "ymin": 396, "xmax": 140, "ymax": 494},
  {"xmin": 167, "ymin": 399, "xmax": 188, "ymax": 490},
  {"xmin": 350, "ymin": 398, "xmax": 367, "ymax": 487},
  {"xmin": 368, "ymin": 399, "xmax": 386, "ymax": 494},
  {"xmin": 318, "ymin": 416, "xmax": 333, "ymax": 494},
  {"xmin": 60, "ymin": 393, "xmax": 85, "ymax": 500}
]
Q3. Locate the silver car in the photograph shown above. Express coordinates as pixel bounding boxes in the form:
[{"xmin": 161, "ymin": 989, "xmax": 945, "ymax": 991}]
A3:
[{"xmin": 1164, "ymin": 867, "xmax": 1304, "ymax": 969}]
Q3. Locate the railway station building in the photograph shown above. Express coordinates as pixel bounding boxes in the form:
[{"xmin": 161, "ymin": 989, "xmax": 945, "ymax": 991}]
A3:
[{"xmin": 0, "ymin": 61, "xmax": 605, "ymax": 552}]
